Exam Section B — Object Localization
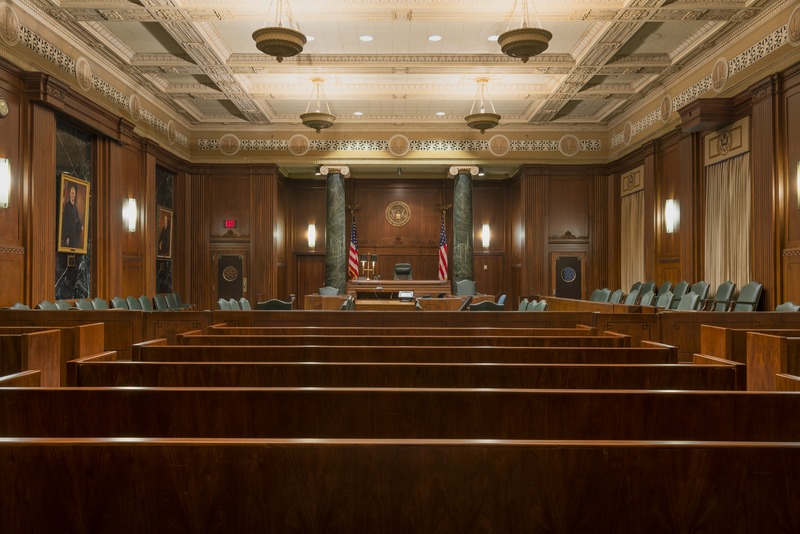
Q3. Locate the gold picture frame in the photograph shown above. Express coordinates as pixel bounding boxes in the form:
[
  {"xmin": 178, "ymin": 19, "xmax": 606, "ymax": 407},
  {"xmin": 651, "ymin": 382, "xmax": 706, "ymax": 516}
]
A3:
[
  {"xmin": 57, "ymin": 173, "xmax": 90, "ymax": 254},
  {"xmin": 156, "ymin": 206, "xmax": 173, "ymax": 259}
]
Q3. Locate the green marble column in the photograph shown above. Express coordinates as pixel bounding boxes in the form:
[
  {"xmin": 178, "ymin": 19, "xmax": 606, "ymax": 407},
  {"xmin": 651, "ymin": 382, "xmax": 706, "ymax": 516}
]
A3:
[
  {"xmin": 452, "ymin": 168, "xmax": 475, "ymax": 283},
  {"xmin": 324, "ymin": 170, "xmax": 347, "ymax": 293}
]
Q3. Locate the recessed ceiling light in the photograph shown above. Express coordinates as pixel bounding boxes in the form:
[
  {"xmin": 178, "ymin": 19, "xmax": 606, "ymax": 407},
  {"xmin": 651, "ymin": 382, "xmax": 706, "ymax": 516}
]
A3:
[
  {"xmin": 353, "ymin": 111, "xmax": 363, "ymax": 116},
  {"xmin": 306, "ymin": 35, "xmax": 315, "ymax": 42},
  {"xmin": 428, "ymin": 35, "xmax": 442, "ymax": 42},
  {"xmin": 436, "ymin": 111, "xmax": 446, "ymax": 116},
  {"xmin": 488, "ymin": 35, "xmax": 499, "ymax": 42},
  {"xmin": 360, "ymin": 35, "xmax": 373, "ymax": 42}
]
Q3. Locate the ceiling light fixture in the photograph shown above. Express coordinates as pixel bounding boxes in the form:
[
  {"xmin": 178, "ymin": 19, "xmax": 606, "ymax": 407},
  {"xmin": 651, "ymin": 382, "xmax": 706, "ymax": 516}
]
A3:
[
  {"xmin": 465, "ymin": 78, "xmax": 500, "ymax": 134},
  {"xmin": 498, "ymin": 0, "xmax": 552, "ymax": 63},
  {"xmin": 428, "ymin": 35, "xmax": 442, "ymax": 42},
  {"xmin": 360, "ymin": 35, "xmax": 373, "ymax": 42},
  {"xmin": 252, "ymin": 0, "xmax": 307, "ymax": 63},
  {"xmin": 300, "ymin": 77, "xmax": 336, "ymax": 133}
]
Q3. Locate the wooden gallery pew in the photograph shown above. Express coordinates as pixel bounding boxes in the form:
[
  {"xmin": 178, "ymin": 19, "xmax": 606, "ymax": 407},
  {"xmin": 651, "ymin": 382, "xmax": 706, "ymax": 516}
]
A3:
[
  {"xmin": 203, "ymin": 324, "xmax": 600, "ymax": 337},
  {"xmin": 132, "ymin": 340, "xmax": 677, "ymax": 364},
  {"xmin": 1, "ymin": 388, "xmax": 799, "ymax": 441},
  {"xmin": 175, "ymin": 333, "xmax": 631, "ymax": 348},
  {"xmin": 71, "ymin": 360, "xmax": 739, "ymax": 390},
  {"xmin": 0, "ymin": 330, "xmax": 61, "ymax": 386},
  {"xmin": 0, "ymin": 324, "xmax": 103, "ymax": 386},
  {"xmin": 744, "ymin": 331, "xmax": 800, "ymax": 391},
  {"xmin": 1, "ymin": 438, "xmax": 799, "ymax": 533}
]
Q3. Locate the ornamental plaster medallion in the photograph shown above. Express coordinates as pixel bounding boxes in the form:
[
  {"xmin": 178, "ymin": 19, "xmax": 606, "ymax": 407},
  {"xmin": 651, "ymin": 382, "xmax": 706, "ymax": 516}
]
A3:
[
  {"xmin": 75, "ymin": 57, "xmax": 93, "ymax": 92},
  {"xmin": 711, "ymin": 58, "xmax": 728, "ymax": 93},
  {"xmin": 790, "ymin": 5, "xmax": 800, "ymax": 46},
  {"xmin": 717, "ymin": 129, "xmax": 730, "ymax": 155},
  {"xmin": 0, "ymin": 3, "xmax": 19, "ymax": 46},
  {"xmin": 219, "ymin": 134, "xmax": 241, "ymax": 156},
  {"xmin": 660, "ymin": 95, "xmax": 673, "ymax": 123},
  {"xmin": 167, "ymin": 120, "xmax": 176, "ymax": 144},
  {"xmin": 288, "ymin": 134, "xmax": 310, "ymax": 156},
  {"xmin": 129, "ymin": 93, "xmax": 141, "ymax": 121},
  {"xmin": 622, "ymin": 122, "xmax": 633, "ymax": 146},
  {"xmin": 558, "ymin": 135, "xmax": 580, "ymax": 157},
  {"xmin": 385, "ymin": 201, "xmax": 411, "ymax": 227},
  {"xmin": 388, "ymin": 134, "xmax": 410, "ymax": 157},
  {"xmin": 488, "ymin": 134, "xmax": 510, "ymax": 157}
]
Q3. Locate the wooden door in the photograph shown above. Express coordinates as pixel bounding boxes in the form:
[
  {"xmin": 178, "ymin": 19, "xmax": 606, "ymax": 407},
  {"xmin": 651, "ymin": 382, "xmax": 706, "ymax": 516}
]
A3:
[{"xmin": 550, "ymin": 252, "xmax": 586, "ymax": 299}]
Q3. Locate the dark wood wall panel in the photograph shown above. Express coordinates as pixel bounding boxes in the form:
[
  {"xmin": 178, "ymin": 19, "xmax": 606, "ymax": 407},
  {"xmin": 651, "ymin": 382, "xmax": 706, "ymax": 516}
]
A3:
[
  {"xmin": 657, "ymin": 135, "xmax": 682, "ymax": 284},
  {"xmin": 781, "ymin": 64, "xmax": 800, "ymax": 303},
  {"xmin": 750, "ymin": 76, "xmax": 779, "ymax": 310},
  {"xmin": 0, "ymin": 64, "xmax": 24, "ymax": 306},
  {"xmin": 548, "ymin": 175, "xmax": 589, "ymax": 239}
]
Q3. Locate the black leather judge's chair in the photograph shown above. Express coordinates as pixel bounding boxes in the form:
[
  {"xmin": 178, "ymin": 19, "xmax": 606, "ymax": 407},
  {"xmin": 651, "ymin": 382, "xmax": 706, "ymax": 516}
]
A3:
[{"xmin": 394, "ymin": 263, "xmax": 412, "ymax": 280}]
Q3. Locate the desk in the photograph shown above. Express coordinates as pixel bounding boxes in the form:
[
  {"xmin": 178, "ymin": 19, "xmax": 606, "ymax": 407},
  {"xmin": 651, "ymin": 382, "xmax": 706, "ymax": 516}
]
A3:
[
  {"xmin": 303, "ymin": 295, "xmax": 349, "ymax": 310},
  {"xmin": 347, "ymin": 279, "xmax": 450, "ymax": 297},
  {"xmin": 355, "ymin": 300, "xmax": 417, "ymax": 311}
]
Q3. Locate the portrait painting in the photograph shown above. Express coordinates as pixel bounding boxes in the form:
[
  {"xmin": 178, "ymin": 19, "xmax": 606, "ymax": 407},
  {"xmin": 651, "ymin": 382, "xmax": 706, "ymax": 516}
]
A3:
[
  {"xmin": 57, "ymin": 173, "xmax": 90, "ymax": 254},
  {"xmin": 157, "ymin": 206, "xmax": 173, "ymax": 259}
]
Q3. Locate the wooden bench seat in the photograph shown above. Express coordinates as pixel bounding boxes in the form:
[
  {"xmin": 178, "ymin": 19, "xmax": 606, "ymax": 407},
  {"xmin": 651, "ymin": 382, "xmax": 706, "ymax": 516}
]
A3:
[
  {"xmin": 70, "ymin": 360, "xmax": 738, "ymax": 390},
  {"xmin": 204, "ymin": 324, "xmax": 600, "ymax": 337},
  {"xmin": 1, "ymin": 388, "xmax": 798, "ymax": 441},
  {"xmin": 0, "ymin": 330, "xmax": 61, "ymax": 386},
  {"xmin": 176, "ymin": 333, "xmax": 630, "ymax": 347},
  {"xmin": 0, "ymin": 438, "xmax": 798, "ymax": 533},
  {"xmin": 133, "ymin": 342, "xmax": 677, "ymax": 364}
]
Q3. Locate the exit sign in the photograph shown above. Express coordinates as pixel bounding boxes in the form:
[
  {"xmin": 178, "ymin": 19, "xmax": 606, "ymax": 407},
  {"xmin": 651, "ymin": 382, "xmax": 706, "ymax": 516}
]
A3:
[{"xmin": 224, "ymin": 219, "xmax": 237, "ymax": 229}]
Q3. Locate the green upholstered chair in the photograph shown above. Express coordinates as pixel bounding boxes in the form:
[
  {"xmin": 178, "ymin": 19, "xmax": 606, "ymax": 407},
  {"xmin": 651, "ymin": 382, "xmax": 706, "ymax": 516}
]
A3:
[
  {"xmin": 164, "ymin": 293, "xmax": 180, "ymax": 310},
  {"xmin": 526, "ymin": 299, "xmax": 538, "ymax": 311},
  {"xmin": 172, "ymin": 293, "xmax": 193, "ymax": 310},
  {"xmin": 622, "ymin": 289, "xmax": 639, "ymax": 305},
  {"xmin": 37, "ymin": 300, "xmax": 58, "ymax": 310},
  {"xmin": 669, "ymin": 281, "xmax": 690, "ymax": 310},
  {"xmin": 594, "ymin": 288, "xmax": 611, "ymax": 303},
  {"xmin": 657, "ymin": 281, "xmax": 673, "ymax": 296},
  {"xmin": 255, "ymin": 299, "xmax": 293, "ymax": 310},
  {"xmin": 776, "ymin": 301, "xmax": 800, "ymax": 312},
  {"xmin": 676, "ymin": 292, "xmax": 700, "ymax": 311},
  {"xmin": 469, "ymin": 300, "xmax": 505, "ymax": 311},
  {"xmin": 153, "ymin": 294, "xmax": 170, "ymax": 311},
  {"xmin": 629, "ymin": 281, "xmax": 642, "ymax": 294},
  {"xmin": 639, "ymin": 281, "xmax": 656, "ymax": 297},
  {"xmin": 532, "ymin": 299, "xmax": 547, "ymax": 311},
  {"xmin": 518, "ymin": 298, "xmax": 529, "ymax": 311},
  {"xmin": 688, "ymin": 281, "xmax": 710, "ymax": 309},
  {"xmin": 638, "ymin": 291, "xmax": 656, "ymax": 307},
  {"xmin": 496, "ymin": 294, "xmax": 507, "ymax": 306},
  {"xmin": 91, "ymin": 297, "xmax": 109, "ymax": 310},
  {"xmin": 319, "ymin": 286, "xmax": 339, "ymax": 296},
  {"xmin": 75, "ymin": 298, "xmax": 93, "ymax": 310},
  {"xmin": 55, "ymin": 299, "xmax": 73, "ymax": 310},
  {"xmin": 732, "ymin": 281, "xmax": 763, "ymax": 312},
  {"xmin": 9, "ymin": 302, "xmax": 30, "ymax": 310},
  {"xmin": 217, "ymin": 298, "xmax": 232, "ymax": 310},
  {"xmin": 608, "ymin": 289, "xmax": 623, "ymax": 304},
  {"xmin": 228, "ymin": 298, "xmax": 241, "ymax": 310},
  {"xmin": 655, "ymin": 291, "xmax": 674, "ymax": 309},
  {"xmin": 706, "ymin": 281, "xmax": 736, "ymax": 311},
  {"xmin": 454, "ymin": 279, "xmax": 477, "ymax": 296},
  {"xmin": 589, "ymin": 289, "xmax": 600, "ymax": 302},
  {"xmin": 138, "ymin": 296, "xmax": 154, "ymax": 312},
  {"xmin": 126, "ymin": 296, "xmax": 143, "ymax": 310},
  {"xmin": 110, "ymin": 296, "xmax": 128, "ymax": 309},
  {"xmin": 239, "ymin": 298, "xmax": 252, "ymax": 310}
]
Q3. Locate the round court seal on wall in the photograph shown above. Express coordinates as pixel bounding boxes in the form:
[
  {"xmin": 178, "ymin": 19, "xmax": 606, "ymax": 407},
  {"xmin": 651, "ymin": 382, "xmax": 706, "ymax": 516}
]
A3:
[
  {"xmin": 222, "ymin": 266, "xmax": 239, "ymax": 282},
  {"xmin": 385, "ymin": 201, "xmax": 411, "ymax": 227},
  {"xmin": 388, "ymin": 134, "xmax": 410, "ymax": 157}
]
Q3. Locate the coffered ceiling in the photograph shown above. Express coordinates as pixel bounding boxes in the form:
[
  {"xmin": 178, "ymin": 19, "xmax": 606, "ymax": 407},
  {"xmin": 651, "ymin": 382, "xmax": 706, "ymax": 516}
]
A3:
[{"xmin": 34, "ymin": 0, "xmax": 776, "ymax": 133}]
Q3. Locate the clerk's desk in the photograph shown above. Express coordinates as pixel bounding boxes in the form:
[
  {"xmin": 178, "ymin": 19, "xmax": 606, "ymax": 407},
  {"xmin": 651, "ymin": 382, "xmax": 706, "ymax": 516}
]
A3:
[
  {"xmin": 305, "ymin": 280, "xmax": 494, "ymax": 311},
  {"xmin": 346, "ymin": 279, "xmax": 451, "ymax": 297}
]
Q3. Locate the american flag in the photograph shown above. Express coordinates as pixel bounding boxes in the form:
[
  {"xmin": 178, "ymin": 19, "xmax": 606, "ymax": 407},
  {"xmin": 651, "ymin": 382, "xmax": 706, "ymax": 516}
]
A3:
[
  {"xmin": 438, "ymin": 216, "xmax": 448, "ymax": 281},
  {"xmin": 348, "ymin": 217, "xmax": 359, "ymax": 279}
]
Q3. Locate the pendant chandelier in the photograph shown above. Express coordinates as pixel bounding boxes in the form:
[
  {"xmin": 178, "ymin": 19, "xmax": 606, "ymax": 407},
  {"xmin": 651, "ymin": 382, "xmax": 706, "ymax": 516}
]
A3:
[
  {"xmin": 497, "ymin": 0, "xmax": 552, "ymax": 63},
  {"xmin": 300, "ymin": 78, "xmax": 336, "ymax": 133},
  {"xmin": 464, "ymin": 78, "xmax": 500, "ymax": 134},
  {"xmin": 252, "ymin": 0, "xmax": 306, "ymax": 63}
]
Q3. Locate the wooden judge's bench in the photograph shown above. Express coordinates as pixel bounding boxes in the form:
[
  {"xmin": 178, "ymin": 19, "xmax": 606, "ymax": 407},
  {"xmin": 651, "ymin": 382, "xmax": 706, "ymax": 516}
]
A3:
[{"xmin": 304, "ymin": 279, "xmax": 494, "ymax": 311}]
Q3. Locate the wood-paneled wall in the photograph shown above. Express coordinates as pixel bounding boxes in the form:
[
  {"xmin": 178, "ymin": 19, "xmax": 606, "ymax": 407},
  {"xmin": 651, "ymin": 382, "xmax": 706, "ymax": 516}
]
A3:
[{"xmin": 2, "ymin": 55, "xmax": 800, "ymax": 310}]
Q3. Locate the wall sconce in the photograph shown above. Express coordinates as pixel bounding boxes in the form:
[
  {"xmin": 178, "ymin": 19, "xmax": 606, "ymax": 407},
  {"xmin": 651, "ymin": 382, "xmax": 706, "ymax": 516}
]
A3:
[
  {"xmin": 477, "ymin": 167, "xmax": 485, "ymax": 177},
  {"xmin": 0, "ymin": 158, "xmax": 10, "ymax": 208},
  {"xmin": 307, "ymin": 223, "xmax": 316, "ymax": 248},
  {"xmin": 482, "ymin": 223, "xmax": 491, "ymax": 248},
  {"xmin": 664, "ymin": 199, "xmax": 679, "ymax": 233},
  {"xmin": 122, "ymin": 197, "xmax": 137, "ymax": 232}
]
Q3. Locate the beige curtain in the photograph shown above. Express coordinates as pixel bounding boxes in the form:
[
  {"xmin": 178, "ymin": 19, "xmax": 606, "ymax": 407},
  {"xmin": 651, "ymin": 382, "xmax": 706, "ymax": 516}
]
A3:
[
  {"xmin": 704, "ymin": 152, "xmax": 751, "ymax": 294},
  {"xmin": 621, "ymin": 191, "xmax": 644, "ymax": 291}
]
